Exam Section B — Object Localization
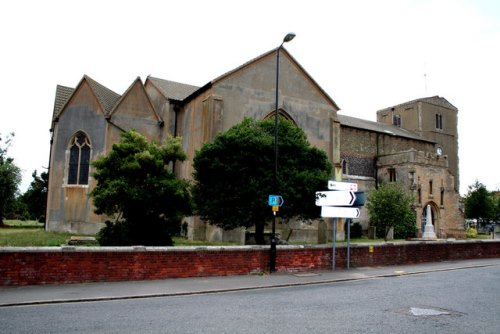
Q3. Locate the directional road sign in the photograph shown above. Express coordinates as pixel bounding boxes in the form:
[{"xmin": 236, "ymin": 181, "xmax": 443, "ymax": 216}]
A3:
[
  {"xmin": 328, "ymin": 181, "xmax": 358, "ymax": 192},
  {"xmin": 268, "ymin": 195, "xmax": 284, "ymax": 207},
  {"xmin": 315, "ymin": 191, "xmax": 365, "ymax": 207},
  {"xmin": 321, "ymin": 206, "xmax": 361, "ymax": 218}
]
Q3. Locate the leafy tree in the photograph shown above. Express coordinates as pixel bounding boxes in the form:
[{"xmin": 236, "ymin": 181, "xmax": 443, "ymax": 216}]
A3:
[
  {"xmin": 366, "ymin": 182, "xmax": 416, "ymax": 240},
  {"xmin": 19, "ymin": 170, "xmax": 48, "ymax": 222},
  {"xmin": 494, "ymin": 192, "xmax": 500, "ymax": 222},
  {"xmin": 5, "ymin": 195, "xmax": 29, "ymax": 221},
  {"xmin": 0, "ymin": 133, "xmax": 21, "ymax": 226},
  {"xmin": 463, "ymin": 180, "xmax": 495, "ymax": 227},
  {"xmin": 192, "ymin": 118, "xmax": 332, "ymax": 244},
  {"xmin": 90, "ymin": 130, "xmax": 192, "ymax": 246}
]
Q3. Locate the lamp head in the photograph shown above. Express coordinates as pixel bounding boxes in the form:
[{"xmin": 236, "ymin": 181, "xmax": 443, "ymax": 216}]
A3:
[{"xmin": 283, "ymin": 33, "xmax": 296, "ymax": 43}]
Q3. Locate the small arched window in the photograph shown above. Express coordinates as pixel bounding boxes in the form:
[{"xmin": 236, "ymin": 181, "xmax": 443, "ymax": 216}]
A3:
[
  {"xmin": 342, "ymin": 159, "xmax": 348, "ymax": 175},
  {"xmin": 68, "ymin": 131, "xmax": 91, "ymax": 185}
]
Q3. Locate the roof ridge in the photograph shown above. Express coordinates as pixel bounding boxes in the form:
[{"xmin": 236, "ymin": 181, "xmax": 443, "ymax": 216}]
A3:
[
  {"xmin": 108, "ymin": 77, "xmax": 162, "ymax": 122},
  {"xmin": 83, "ymin": 75, "xmax": 121, "ymax": 115},
  {"xmin": 187, "ymin": 47, "xmax": 339, "ymax": 110},
  {"xmin": 146, "ymin": 76, "xmax": 200, "ymax": 101}
]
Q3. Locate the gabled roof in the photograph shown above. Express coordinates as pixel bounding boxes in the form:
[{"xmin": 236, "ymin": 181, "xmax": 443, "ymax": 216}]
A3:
[
  {"xmin": 83, "ymin": 75, "xmax": 121, "ymax": 115},
  {"xmin": 146, "ymin": 76, "xmax": 199, "ymax": 101},
  {"xmin": 108, "ymin": 77, "xmax": 162, "ymax": 121},
  {"xmin": 54, "ymin": 75, "xmax": 121, "ymax": 119},
  {"xmin": 52, "ymin": 85, "xmax": 74, "ymax": 120},
  {"xmin": 338, "ymin": 114, "xmax": 435, "ymax": 143},
  {"xmin": 183, "ymin": 47, "xmax": 340, "ymax": 110},
  {"xmin": 378, "ymin": 95, "xmax": 458, "ymax": 112}
]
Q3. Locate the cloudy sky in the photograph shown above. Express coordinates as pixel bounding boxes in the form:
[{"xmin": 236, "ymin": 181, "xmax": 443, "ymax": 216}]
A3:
[{"xmin": 1, "ymin": 0, "xmax": 499, "ymax": 195}]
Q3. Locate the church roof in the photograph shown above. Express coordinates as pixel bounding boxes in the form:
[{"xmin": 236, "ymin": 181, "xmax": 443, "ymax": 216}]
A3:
[
  {"xmin": 53, "ymin": 76, "xmax": 122, "ymax": 119},
  {"xmin": 147, "ymin": 76, "xmax": 200, "ymax": 101},
  {"xmin": 337, "ymin": 114, "xmax": 435, "ymax": 143},
  {"xmin": 83, "ymin": 75, "xmax": 121, "ymax": 115},
  {"xmin": 52, "ymin": 85, "xmax": 74, "ymax": 119}
]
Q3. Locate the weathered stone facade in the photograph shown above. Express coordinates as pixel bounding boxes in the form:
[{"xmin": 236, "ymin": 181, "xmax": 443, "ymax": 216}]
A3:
[
  {"xmin": 338, "ymin": 96, "xmax": 464, "ymax": 239},
  {"xmin": 46, "ymin": 49, "xmax": 463, "ymax": 241},
  {"xmin": 376, "ymin": 97, "xmax": 459, "ymax": 191}
]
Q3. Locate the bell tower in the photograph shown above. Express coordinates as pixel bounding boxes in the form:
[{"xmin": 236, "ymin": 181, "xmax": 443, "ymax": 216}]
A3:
[{"xmin": 376, "ymin": 96, "xmax": 459, "ymax": 191}]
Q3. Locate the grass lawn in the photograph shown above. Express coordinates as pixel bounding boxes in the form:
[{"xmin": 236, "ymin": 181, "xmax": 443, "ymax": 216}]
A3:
[
  {"xmin": 0, "ymin": 220, "xmax": 73, "ymax": 247},
  {"xmin": 1, "ymin": 220, "xmax": 484, "ymax": 247},
  {"xmin": 0, "ymin": 220, "xmax": 238, "ymax": 247}
]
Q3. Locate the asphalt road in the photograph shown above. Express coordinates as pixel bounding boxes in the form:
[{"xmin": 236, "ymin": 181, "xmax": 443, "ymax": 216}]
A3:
[{"xmin": 1, "ymin": 264, "xmax": 499, "ymax": 333}]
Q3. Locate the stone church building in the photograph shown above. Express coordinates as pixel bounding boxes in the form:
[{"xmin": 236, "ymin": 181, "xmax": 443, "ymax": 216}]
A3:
[{"xmin": 46, "ymin": 48, "xmax": 464, "ymax": 242}]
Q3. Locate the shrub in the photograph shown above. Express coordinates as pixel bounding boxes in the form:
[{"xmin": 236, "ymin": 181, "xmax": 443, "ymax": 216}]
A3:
[
  {"xmin": 465, "ymin": 227, "xmax": 478, "ymax": 238},
  {"xmin": 394, "ymin": 212, "xmax": 417, "ymax": 239},
  {"xmin": 345, "ymin": 221, "xmax": 363, "ymax": 239}
]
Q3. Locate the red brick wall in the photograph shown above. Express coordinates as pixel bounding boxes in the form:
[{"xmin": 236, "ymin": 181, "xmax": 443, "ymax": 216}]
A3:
[{"xmin": 1, "ymin": 240, "xmax": 499, "ymax": 286}]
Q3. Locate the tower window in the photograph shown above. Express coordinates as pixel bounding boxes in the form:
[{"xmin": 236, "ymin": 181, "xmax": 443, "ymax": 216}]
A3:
[
  {"xmin": 435, "ymin": 113, "xmax": 443, "ymax": 130},
  {"xmin": 388, "ymin": 168, "xmax": 396, "ymax": 182},
  {"xmin": 393, "ymin": 115, "xmax": 401, "ymax": 127},
  {"xmin": 68, "ymin": 131, "xmax": 91, "ymax": 185}
]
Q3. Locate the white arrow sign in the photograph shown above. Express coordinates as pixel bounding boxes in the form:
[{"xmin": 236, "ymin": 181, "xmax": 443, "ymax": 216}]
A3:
[
  {"xmin": 315, "ymin": 191, "xmax": 356, "ymax": 206},
  {"xmin": 321, "ymin": 206, "xmax": 361, "ymax": 218},
  {"xmin": 328, "ymin": 181, "xmax": 358, "ymax": 192}
]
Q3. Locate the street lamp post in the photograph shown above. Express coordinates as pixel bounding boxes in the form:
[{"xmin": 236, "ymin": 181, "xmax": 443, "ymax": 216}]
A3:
[{"xmin": 270, "ymin": 32, "xmax": 295, "ymax": 273}]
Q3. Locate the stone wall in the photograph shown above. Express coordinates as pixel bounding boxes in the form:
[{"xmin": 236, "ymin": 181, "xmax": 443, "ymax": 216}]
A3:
[{"xmin": 1, "ymin": 240, "xmax": 498, "ymax": 286}]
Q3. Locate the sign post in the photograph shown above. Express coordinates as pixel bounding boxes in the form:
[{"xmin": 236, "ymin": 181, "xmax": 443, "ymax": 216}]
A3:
[
  {"xmin": 268, "ymin": 195, "xmax": 284, "ymax": 272},
  {"xmin": 332, "ymin": 217, "xmax": 336, "ymax": 271},
  {"xmin": 315, "ymin": 181, "xmax": 365, "ymax": 271}
]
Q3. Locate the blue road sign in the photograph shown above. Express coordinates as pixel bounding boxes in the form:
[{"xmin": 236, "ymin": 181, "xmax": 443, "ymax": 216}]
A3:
[{"xmin": 268, "ymin": 195, "xmax": 284, "ymax": 207}]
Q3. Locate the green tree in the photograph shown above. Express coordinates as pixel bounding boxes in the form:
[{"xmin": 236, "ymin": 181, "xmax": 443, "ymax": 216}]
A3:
[
  {"xmin": 0, "ymin": 133, "xmax": 21, "ymax": 226},
  {"xmin": 18, "ymin": 171, "xmax": 48, "ymax": 222},
  {"xmin": 366, "ymin": 182, "xmax": 416, "ymax": 240},
  {"xmin": 494, "ymin": 192, "xmax": 500, "ymax": 222},
  {"xmin": 464, "ymin": 180, "xmax": 495, "ymax": 227},
  {"xmin": 90, "ymin": 130, "xmax": 192, "ymax": 246},
  {"xmin": 192, "ymin": 118, "xmax": 332, "ymax": 245}
]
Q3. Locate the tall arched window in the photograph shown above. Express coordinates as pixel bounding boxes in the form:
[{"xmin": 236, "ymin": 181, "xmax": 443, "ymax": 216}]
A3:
[{"xmin": 68, "ymin": 131, "xmax": 91, "ymax": 185}]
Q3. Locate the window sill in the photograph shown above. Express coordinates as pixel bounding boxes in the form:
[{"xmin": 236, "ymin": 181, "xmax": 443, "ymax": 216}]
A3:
[{"xmin": 64, "ymin": 184, "xmax": 89, "ymax": 189}]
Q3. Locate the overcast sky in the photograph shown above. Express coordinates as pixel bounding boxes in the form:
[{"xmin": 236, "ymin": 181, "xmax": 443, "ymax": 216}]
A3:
[{"xmin": 1, "ymin": 0, "xmax": 499, "ymax": 195}]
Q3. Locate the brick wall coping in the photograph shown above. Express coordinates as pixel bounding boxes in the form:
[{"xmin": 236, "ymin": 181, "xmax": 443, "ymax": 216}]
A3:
[{"xmin": 1, "ymin": 239, "xmax": 498, "ymax": 253}]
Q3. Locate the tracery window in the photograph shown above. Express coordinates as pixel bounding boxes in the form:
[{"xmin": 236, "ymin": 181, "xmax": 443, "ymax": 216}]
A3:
[{"xmin": 68, "ymin": 131, "xmax": 91, "ymax": 185}]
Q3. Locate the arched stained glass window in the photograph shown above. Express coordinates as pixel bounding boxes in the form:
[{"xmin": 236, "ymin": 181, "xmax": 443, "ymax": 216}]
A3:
[{"xmin": 68, "ymin": 132, "xmax": 91, "ymax": 185}]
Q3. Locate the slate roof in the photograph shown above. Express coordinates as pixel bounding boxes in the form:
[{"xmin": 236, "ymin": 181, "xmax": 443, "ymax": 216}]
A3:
[
  {"xmin": 53, "ymin": 76, "xmax": 122, "ymax": 119},
  {"xmin": 83, "ymin": 75, "xmax": 121, "ymax": 115},
  {"xmin": 53, "ymin": 85, "xmax": 74, "ymax": 119},
  {"xmin": 337, "ymin": 114, "xmax": 435, "ymax": 143},
  {"xmin": 147, "ymin": 76, "xmax": 199, "ymax": 101}
]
